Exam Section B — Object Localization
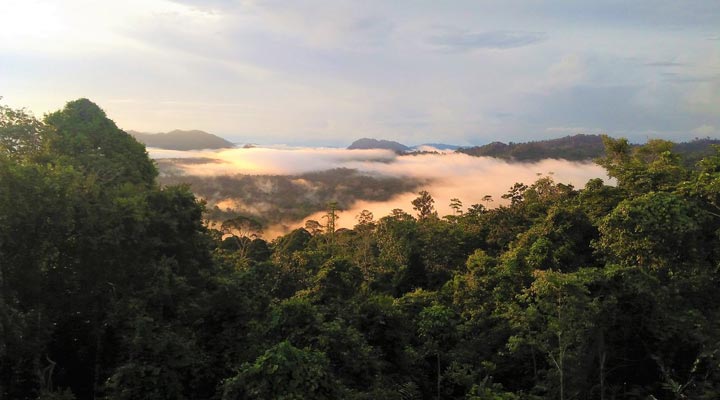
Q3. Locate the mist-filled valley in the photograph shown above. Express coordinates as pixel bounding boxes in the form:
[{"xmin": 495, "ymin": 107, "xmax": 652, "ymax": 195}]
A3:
[
  {"xmin": 151, "ymin": 146, "xmax": 610, "ymax": 236},
  {"xmin": 3, "ymin": 0, "xmax": 720, "ymax": 398},
  {"xmin": 4, "ymin": 94, "xmax": 720, "ymax": 400}
]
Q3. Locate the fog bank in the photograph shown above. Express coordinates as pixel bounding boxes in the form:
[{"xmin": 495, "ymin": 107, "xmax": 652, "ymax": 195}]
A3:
[{"xmin": 149, "ymin": 146, "xmax": 610, "ymax": 236}]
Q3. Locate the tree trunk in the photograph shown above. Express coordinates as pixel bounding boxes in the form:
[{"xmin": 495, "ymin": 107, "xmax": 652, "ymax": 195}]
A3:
[
  {"xmin": 93, "ymin": 327, "xmax": 101, "ymax": 400},
  {"xmin": 556, "ymin": 292, "xmax": 565, "ymax": 400},
  {"xmin": 531, "ymin": 346, "xmax": 538, "ymax": 384},
  {"xmin": 437, "ymin": 352, "xmax": 441, "ymax": 400},
  {"xmin": 599, "ymin": 332, "xmax": 606, "ymax": 400}
]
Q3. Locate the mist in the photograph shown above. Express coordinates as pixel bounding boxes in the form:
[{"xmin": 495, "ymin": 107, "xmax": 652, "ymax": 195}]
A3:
[{"xmin": 149, "ymin": 146, "xmax": 610, "ymax": 236}]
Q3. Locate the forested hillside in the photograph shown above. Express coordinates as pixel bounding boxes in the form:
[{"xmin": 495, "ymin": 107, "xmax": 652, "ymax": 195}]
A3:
[
  {"xmin": 347, "ymin": 138, "xmax": 411, "ymax": 152},
  {"xmin": 2, "ymin": 99, "xmax": 720, "ymax": 399},
  {"xmin": 128, "ymin": 129, "xmax": 235, "ymax": 150},
  {"xmin": 457, "ymin": 133, "xmax": 720, "ymax": 164},
  {"xmin": 156, "ymin": 165, "xmax": 422, "ymax": 227}
]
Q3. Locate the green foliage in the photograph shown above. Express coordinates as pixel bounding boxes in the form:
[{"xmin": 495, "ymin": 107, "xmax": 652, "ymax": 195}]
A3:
[
  {"xmin": 311, "ymin": 258, "xmax": 363, "ymax": 304},
  {"xmin": 3, "ymin": 98, "xmax": 720, "ymax": 400},
  {"xmin": 458, "ymin": 134, "xmax": 720, "ymax": 165},
  {"xmin": 466, "ymin": 382, "xmax": 519, "ymax": 400},
  {"xmin": 160, "ymin": 167, "xmax": 421, "ymax": 227},
  {"xmin": 596, "ymin": 192, "xmax": 707, "ymax": 269},
  {"xmin": 457, "ymin": 134, "xmax": 606, "ymax": 161},
  {"xmin": 45, "ymin": 98, "xmax": 157, "ymax": 186},
  {"xmin": 0, "ymin": 103, "xmax": 49, "ymax": 161},
  {"xmin": 412, "ymin": 190, "xmax": 438, "ymax": 219},
  {"xmin": 222, "ymin": 341, "xmax": 341, "ymax": 400},
  {"xmin": 597, "ymin": 136, "xmax": 688, "ymax": 195}
]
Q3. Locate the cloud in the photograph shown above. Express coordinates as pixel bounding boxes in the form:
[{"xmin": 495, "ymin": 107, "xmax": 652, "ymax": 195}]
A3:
[
  {"xmin": 427, "ymin": 29, "xmax": 547, "ymax": 51},
  {"xmin": 545, "ymin": 126, "xmax": 603, "ymax": 135},
  {"xmin": 167, "ymin": 0, "xmax": 237, "ymax": 12},
  {"xmin": 2, "ymin": 0, "xmax": 719, "ymax": 146},
  {"xmin": 541, "ymin": 54, "xmax": 587, "ymax": 90},
  {"xmin": 644, "ymin": 61, "xmax": 686, "ymax": 67},
  {"xmin": 278, "ymin": 152, "xmax": 608, "ymax": 233},
  {"xmin": 151, "ymin": 146, "xmax": 610, "ymax": 236},
  {"xmin": 148, "ymin": 146, "xmax": 399, "ymax": 175},
  {"xmin": 663, "ymin": 74, "xmax": 720, "ymax": 84},
  {"xmin": 692, "ymin": 124, "xmax": 718, "ymax": 137},
  {"xmin": 514, "ymin": 0, "xmax": 720, "ymax": 30}
]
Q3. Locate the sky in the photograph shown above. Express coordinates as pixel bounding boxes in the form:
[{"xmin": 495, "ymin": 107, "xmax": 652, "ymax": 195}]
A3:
[{"xmin": 1, "ymin": 0, "xmax": 719, "ymax": 146}]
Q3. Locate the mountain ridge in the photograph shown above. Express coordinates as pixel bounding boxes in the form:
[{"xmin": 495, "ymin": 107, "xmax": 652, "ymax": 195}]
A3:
[
  {"xmin": 457, "ymin": 134, "xmax": 720, "ymax": 164},
  {"xmin": 129, "ymin": 129, "xmax": 235, "ymax": 150},
  {"xmin": 347, "ymin": 138, "xmax": 410, "ymax": 152}
]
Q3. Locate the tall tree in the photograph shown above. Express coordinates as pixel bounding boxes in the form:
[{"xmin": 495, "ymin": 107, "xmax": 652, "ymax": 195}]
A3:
[{"xmin": 412, "ymin": 190, "xmax": 437, "ymax": 220}]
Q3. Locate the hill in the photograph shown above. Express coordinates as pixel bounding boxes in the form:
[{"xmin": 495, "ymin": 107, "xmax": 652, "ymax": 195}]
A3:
[
  {"xmin": 675, "ymin": 138, "xmax": 720, "ymax": 165},
  {"xmin": 129, "ymin": 129, "xmax": 235, "ymax": 150},
  {"xmin": 457, "ymin": 134, "xmax": 720, "ymax": 164},
  {"xmin": 5, "ymin": 99, "xmax": 720, "ymax": 399},
  {"xmin": 156, "ymin": 166, "xmax": 422, "ymax": 225},
  {"xmin": 457, "ymin": 134, "xmax": 605, "ymax": 161},
  {"xmin": 414, "ymin": 143, "xmax": 460, "ymax": 150},
  {"xmin": 347, "ymin": 138, "xmax": 410, "ymax": 152}
]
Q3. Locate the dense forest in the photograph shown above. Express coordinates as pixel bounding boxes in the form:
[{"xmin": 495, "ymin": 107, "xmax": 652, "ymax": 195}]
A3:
[
  {"xmin": 156, "ymin": 165, "xmax": 422, "ymax": 227},
  {"xmin": 2, "ymin": 99, "xmax": 720, "ymax": 400},
  {"xmin": 457, "ymin": 134, "xmax": 720, "ymax": 164}
]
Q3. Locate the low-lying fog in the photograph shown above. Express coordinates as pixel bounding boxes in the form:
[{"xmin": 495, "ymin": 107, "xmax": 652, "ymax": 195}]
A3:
[{"xmin": 149, "ymin": 146, "xmax": 610, "ymax": 237}]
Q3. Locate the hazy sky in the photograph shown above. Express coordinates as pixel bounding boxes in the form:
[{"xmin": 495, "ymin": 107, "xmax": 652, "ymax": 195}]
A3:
[{"xmin": 1, "ymin": 0, "xmax": 719, "ymax": 145}]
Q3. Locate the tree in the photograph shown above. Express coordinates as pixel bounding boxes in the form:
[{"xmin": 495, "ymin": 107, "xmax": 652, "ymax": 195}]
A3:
[
  {"xmin": 304, "ymin": 219, "xmax": 324, "ymax": 236},
  {"xmin": 466, "ymin": 203, "xmax": 487, "ymax": 218},
  {"xmin": 509, "ymin": 269, "xmax": 602, "ymax": 400},
  {"xmin": 322, "ymin": 202, "xmax": 340, "ymax": 247},
  {"xmin": 0, "ymin": 102, "xmax": 49, "ymax": 161},
  {"xmin": 45, "ymin": 98, "xmax": 157, "ymax": 187},
  {"xmin": 501, "ymin": 183, "xmax": 527, "ymax": 206},
  {"xmin": 222, "ymin": 341, "xmax": 341, "ymax": 400},
  {"xmin": 680, "ymin": 144, "xmax": 720, "ymax": 217},
  {"xmin": 221, "ymin": 215, "xmax": 263, "ymax": 240},
  {"xmin": 412, "ymin": 190, "xmax": 437, "ymax": 220},
  {"xmin": 353, "ymin": 210, "xmax": 377, "ymax": 280},
  {"xmin": 597, "ymin": 135, "xmax": 688, "ymax": 195},
  {"xmin": 355, "ymin": 209, "xmax": 374, "ymax": 227},
  {"xmin": 450, "ymin": 198, "xmax": 463, "ymax": 216},
  {"xmin": 595, "ymin": 192, "xmax": 707, "ymax": 270},
  {"xmin": 220, "ymin": 215, "xmax": 264, "ymax": 259},
  {"xmin": 311, "ymin": 258, "xmax": 363, "ymax": 305},
  {"xmin": 375, "ymin": 212, "xmax": 423, "ymax": 295},
  {"xmin": 418, "ymin": 304, "xmax": 458, "ymax": 400},
  {"xmin": 0, "ymin": 99, "xmax": 216, "ymax": 398}
]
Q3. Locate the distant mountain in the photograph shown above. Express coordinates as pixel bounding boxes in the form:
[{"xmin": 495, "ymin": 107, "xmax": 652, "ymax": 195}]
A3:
[
  {"xmin": 129, "ymin": 129, "xmax": 235, "ymax": 150},
  {"xmin": 457, "ymin": 134, "xmax": 720, "ymax": 164},
  {"xmin": 414, "ymin": 143, "xmax": 460, "ymax": 150},
  {"xmin": 347, "ymin": 138, "xmax": 410, "ymax": 152},
  {"xmin": 457, "ymin": 134, "xmax": 605, "ymax": 161},
  {"xmin": 674, "ymin": 138, "xmax": 720, "ymax": 166}
]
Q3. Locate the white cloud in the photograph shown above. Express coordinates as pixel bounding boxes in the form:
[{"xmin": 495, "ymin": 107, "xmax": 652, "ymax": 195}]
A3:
[
  {"xmin": 692, "ymin": 124, "xmax": 718, "ymax": 137},
  {"xmin": 542, "ymin": 54, "xmax": 587, "ymax": 90},
  {"xmin": 152, "ymin": 146, "xmax": 610, "ymax": 234},
  {"xmin": 1, "ymin": 0, "xmax": 719, "ymax": 145}
]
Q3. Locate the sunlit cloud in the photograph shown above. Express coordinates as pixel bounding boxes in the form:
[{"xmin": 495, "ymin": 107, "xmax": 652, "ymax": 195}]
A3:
[{"xmin": 150, "ymin": 146, "xmax": 610, "ymax": 235}]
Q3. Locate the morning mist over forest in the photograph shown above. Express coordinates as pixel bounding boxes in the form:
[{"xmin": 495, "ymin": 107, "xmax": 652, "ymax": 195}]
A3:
[
  {"xmin": 149, "ymin": 145, "xmax": 609, "ymax": 236},
  {"xmin": 2, "ymin": 1, "xmax": 720, "ymax": 400}
]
